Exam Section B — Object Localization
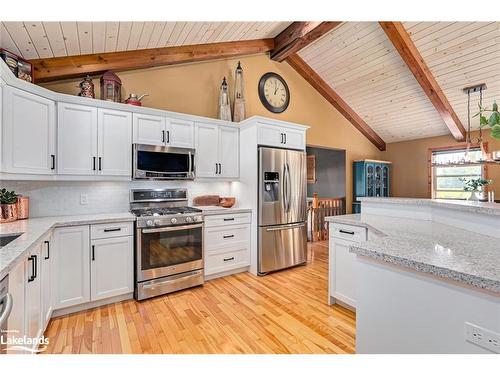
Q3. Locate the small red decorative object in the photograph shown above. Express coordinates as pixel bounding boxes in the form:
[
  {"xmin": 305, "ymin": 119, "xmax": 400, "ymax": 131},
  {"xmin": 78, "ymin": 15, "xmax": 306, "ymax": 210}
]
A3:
[{"xmin": 100, "ymin": 71, "xmax": 122, "ymax": 102}]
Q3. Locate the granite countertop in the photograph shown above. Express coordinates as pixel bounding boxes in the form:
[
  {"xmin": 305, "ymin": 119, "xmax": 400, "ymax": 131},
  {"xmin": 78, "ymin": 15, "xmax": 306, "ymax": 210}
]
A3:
[
  {"xmin": 0, "ymin": 212, "xmax": 136, "ymax": 280},
  {"xmin": 358, "ymin": 197, "xmax": 500, "ymax": 216},
  {"xmin": 196, "ymin": 206, "xmax": 252, "ymax": 215},
  {"xmin": 326, "ymin": 214, "xmax": 500, "ymax": 293}
]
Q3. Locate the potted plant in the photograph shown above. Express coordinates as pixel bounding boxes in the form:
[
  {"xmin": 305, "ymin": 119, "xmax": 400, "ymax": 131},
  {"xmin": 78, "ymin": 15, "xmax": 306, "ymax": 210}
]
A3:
[
  {"xmin": 0, "ymin": 188, "xmax": 18, "ymax": 223},
  {"xmin": 459, "ymin": 178, "xmax": 492, "ymax": 201},
  {"xmin": 475, "ymin": 101, "xmax": 500, "ymax": 140}
]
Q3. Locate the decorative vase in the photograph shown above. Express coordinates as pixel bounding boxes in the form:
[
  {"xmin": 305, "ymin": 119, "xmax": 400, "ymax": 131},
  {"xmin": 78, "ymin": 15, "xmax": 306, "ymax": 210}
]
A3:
[
  {"xmin": 469, "ymin": 191, "xmax": 487, "ymax": 202},
  {"xmin": 0, "ymin": 203, "xmax": 18, "ymax": 223}
]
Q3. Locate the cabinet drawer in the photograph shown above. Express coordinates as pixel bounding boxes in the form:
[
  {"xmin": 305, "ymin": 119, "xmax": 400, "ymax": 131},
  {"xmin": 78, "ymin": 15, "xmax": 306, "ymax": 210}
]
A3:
[
  {"xmin": 330, "ymin": 223, "xmax": 367, "ymax": 242},
  {"xmin": 205, "ymin": 224, "xmax": 250, "ymax": 252},
  {"xmin": 205, "ymin": 246, "xmax": 249, "ymax": 275},
  {"xmin": 204, "ymin": 212, "xmax": 251, "ymax": 227},
  {"xmin": 91, "ymin": 222, "xmax": 134, "ymax": 239}
]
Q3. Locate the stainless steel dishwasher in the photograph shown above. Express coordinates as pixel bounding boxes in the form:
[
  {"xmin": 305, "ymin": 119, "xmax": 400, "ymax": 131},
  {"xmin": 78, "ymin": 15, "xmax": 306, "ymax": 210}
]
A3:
[{"xmin": 0, "ymin": 275, "xmax": 13, "ymax": 354}]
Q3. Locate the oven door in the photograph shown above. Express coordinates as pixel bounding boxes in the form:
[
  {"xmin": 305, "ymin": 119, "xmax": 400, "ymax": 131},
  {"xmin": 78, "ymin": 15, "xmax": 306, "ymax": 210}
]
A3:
[
  {"xmin": 133, "ymin": 144, "xmax": 195, "ymax": 180},
  {"xmin": 137, "ymin": 223, "xmax": 203, "ymax": 281}
]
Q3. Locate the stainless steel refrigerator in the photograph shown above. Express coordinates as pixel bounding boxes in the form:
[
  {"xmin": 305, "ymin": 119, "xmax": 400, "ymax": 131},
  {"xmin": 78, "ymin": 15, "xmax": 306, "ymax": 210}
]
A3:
[{"xmin": 258, "ymin": 146, "xmax": 307, "ymax": 275}]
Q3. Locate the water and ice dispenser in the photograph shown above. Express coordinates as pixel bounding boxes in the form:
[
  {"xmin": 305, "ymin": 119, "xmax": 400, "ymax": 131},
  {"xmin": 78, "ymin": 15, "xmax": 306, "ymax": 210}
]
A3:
[{"xmin": 263, "ymin": 172, "xmax": 280, "ymax": 202}]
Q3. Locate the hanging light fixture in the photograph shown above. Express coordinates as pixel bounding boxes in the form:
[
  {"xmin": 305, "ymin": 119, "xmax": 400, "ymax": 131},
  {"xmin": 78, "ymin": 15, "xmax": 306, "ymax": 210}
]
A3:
[{"xmin": 463, "ymin": 83, "xmax": 487, "ymax": 162}]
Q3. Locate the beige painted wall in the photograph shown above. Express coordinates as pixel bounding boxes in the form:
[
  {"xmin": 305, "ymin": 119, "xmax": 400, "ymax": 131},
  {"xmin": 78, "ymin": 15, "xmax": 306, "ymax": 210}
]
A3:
[
  {"xmin": 41, "ymin": 53, "xmax": 382, "ymax": 212},
  {"xmin": 383, "ymin": 129, "xmax": 500, "ymax": 199}
]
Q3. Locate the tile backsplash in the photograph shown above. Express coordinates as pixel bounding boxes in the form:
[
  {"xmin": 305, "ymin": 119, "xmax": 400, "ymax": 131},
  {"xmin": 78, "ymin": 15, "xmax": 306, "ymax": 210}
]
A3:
[{"xmin": 2, "ymin": 180, "xmax": 234, "ymax": 217}]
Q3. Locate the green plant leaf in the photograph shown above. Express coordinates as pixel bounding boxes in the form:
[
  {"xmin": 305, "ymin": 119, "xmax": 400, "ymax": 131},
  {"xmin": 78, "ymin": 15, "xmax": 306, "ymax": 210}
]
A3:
[
  {"xmin": 493, "ymin": 102, "xmax": 498, "ymax": 112},
  {"xmin": 480, "ymin": 115, "xmax": 488, "ymax": 126},
  {"xmin": 491, "ymin": 124, "xmax": 500, "ymax": 140},
  {"xmin": 488, "ymin": 111, "xmax": 500, "ymax": 126}
]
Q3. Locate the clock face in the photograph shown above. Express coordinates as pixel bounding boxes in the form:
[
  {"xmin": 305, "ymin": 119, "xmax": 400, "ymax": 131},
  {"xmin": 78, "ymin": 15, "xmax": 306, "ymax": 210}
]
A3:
[{"xmin": 258, "ymin": 72, "xmax": 290, "ymax": 113}]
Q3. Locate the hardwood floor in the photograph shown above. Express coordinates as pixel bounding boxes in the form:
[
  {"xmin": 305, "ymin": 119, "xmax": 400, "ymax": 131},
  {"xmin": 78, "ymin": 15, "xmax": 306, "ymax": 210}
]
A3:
[{"xmin": 43, "ymin": 241, "xmax": 356, "ymax": 354}]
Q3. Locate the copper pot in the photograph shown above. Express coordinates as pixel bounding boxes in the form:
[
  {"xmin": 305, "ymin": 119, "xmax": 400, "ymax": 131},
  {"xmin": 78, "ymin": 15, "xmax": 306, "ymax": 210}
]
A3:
[
  {"xmin": 1, "ymin": 203, "xmax": 18, "ymax": 223},
  {"xmin": 219, "ymin": 197, "xmax": 236, "ymax": 208},
  {"xmin": 17, "ymin": 195, "xmax": 29, "ymax": 220}
]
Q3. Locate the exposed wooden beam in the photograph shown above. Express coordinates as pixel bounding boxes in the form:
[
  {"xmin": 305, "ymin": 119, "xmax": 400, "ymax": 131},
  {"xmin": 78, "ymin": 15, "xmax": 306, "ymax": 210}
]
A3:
[
  {"xmin": 30, "ymin": 39, "xmax": 275, "ymax": 82},
  {"xmin": 286, "ymin": 53, "xmax": 386, "ymax": 151},
  {"xmin": 271, "ymin": 22, "xmax": 341, "ymax": 62},
  {"xmin": 379, "ymin": 21, "xmax": 466, "ymax": 141}
]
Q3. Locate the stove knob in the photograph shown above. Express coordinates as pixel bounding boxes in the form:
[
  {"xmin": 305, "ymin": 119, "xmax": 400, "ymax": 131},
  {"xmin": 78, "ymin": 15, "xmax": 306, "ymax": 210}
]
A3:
[
  {"xmin": 185, "ymin": 216, "xmax": 193, "ymax": 223},
  {"xmin": 170, "ymin": 217, "xmax": 178, "ymax": 224},
  {"xmin": 146, "ymin": 220, "xmax": 154, "ymax": 227},
  {"xmin": 194, "ymin": 215, "xmax": 203, "ymax": 222},
  {"xmin": 153, "ymin": 219, "xmax": 161, "ymax": 226}
]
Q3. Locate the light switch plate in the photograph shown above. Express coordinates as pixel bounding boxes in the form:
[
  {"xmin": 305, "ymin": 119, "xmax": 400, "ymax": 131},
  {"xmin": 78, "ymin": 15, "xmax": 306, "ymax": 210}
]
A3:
[
  {"xmin": 80, "ymin": 193, "xmax": 89, "ymax": 205},
  {"xmin": 465, "ymin": 322, "xmax": 500, "ymax": 353}
]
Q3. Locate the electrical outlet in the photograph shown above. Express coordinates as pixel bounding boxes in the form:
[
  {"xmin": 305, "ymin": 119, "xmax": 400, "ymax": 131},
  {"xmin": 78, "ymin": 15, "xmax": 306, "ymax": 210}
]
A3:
[
  {"xmin": 80, "ymin": 193, "xmax": 89, "ymax": 205},
  {"xmin": 465, "ymin": 322, "xmax": 500, "ymax": 353}
]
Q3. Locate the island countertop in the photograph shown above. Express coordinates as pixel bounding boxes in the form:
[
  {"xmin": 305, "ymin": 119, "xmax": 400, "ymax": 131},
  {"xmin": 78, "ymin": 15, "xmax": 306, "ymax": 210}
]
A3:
[
  {"xmin": 326, "ymin": 214, "xmax": 500, "ymax": 293},
  {"xmin": 358, "ymin": 197, "xmax": 500, "ymax": 216},
  {"xmin": 0, "ymin": 212, "xmax": 136, "ymax": 280}
]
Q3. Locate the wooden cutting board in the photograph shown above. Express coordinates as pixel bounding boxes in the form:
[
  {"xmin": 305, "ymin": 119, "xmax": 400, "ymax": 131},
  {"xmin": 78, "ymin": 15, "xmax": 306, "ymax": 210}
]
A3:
[{"xmin": 192, "ymin": 195, "xmax": 220, "ymax": 206}]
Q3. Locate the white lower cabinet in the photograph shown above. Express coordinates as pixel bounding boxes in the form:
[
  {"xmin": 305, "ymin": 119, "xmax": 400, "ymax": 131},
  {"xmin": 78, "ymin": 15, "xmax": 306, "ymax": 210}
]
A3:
[
  {"xmin": 90, "ymin": 235, "xmax": 134, "ymax": 301},
  {"xmin": 40, "ymin": 233, "xmax": 53, "ymax": 330},
  {"xmin": 329, "ymin": 223, "xmax": 367, "ymax": 309},
  {"xmin": 204, "ymin": 213, "xmax": 251, "ymax": 277},
  {"xmin": 25, "ymin": 243, "xmax": 42, "ymax": 351},
  {"xmin": 52, "ymin": 225, "xmax": 91, "ymax": 309}
]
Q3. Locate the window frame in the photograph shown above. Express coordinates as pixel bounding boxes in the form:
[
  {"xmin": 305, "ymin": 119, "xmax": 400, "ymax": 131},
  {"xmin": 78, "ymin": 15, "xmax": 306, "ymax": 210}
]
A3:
[{"xmin": 427, "ymin": 143, "xmax": 489, "ymax": 199}]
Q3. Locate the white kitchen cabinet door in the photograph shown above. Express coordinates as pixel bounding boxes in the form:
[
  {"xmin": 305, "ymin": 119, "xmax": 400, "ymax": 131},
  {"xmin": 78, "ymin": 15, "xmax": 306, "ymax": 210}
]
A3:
[
  {"xmin": 167, "ymin": 118, "xmax": 194, "ymax": 148},
  {"xmin": 57, "ymin": 102, "xmax": 98, "ymax": 175},
  {"xmin": 6, "ymin": 259, "xmax": 25, "ymax": 354},
  {"xmin": 90, "ymin": 236, "xmax": 133, "ymax": 301},
  {"xmin": 2, "ymin": 86, "xmax": 56, "ymax": 174},
  {"xmin": 97, "ymin": 109, "xmax": 132, "ymax": 176},
  {"xmin": 257, "ymin": 124, "xmax": 285, "ymax": 148},
  {"xmin": 330, "ymin": 237, "xmax": 357, "ymax": 308},
  {"xmin": 52, "ymin": 226, "xmax": 91, "ymax": 310},
  {"xmin": 195, "ymin": 122, "xmax": 219, "ymax": 178},
  {"xmin": 283, "ymin": 128, "xmax": 306, "ymax": 150},
  {"xmin": 132, "ymin": 113, "xmax": 166, "ymax": 146},
  {"xmin": 25, "ymin": 244, "xmax": 42, "ymax": 350},
  {"xmin": 40, "ymin": 233, "xmax": 52, "ymax": 330},
  {"xmin": 218, "ymin": 126, "xmax": 239, "ymax": 179}
]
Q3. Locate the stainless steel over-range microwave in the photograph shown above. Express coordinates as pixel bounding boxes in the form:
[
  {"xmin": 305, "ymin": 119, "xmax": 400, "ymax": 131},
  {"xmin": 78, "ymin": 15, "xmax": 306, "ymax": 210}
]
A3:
[{"xmin": 133, "ymin": 144, "xmax": 195, "ymax": 180}]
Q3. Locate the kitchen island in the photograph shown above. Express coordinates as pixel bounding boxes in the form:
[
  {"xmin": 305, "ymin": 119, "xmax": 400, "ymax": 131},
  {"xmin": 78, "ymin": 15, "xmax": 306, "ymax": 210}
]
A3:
[{"xmin": 326, "ymin": 198, "xmax": 500, "ymax": 354}]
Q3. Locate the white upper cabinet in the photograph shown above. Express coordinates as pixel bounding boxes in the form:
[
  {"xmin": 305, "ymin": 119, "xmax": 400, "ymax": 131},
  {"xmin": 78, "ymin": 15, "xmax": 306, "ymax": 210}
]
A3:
[
  {"xmin": 97, "ymin": 109, "xmax": 132, "ymax": 176},
  {"xmin": 195, "ymin": 122, "xmax": 239, "ymax": 179},
  {"xmin": 133, "ymin": 113, "xmax": 194, "ymax": 148},
  {"xmin": 2, "ymin": 86, "xmax": 56, "ymax": 174},
  {"xmin": 167, "ymin": 118, "xmax": 194, "ymax": 148},
  {"xmin": 195, "ymin": 122, "xmax": 219, "ymax": 178},
  {"xmin": 218, "ymin": 126, "xmax": 239, "ymax": 179},
  {"xmin": 257, "ymin": 123, "xmax": 306, "ymax": 150},
  {"xmin": 58, "ymin": 102, "xmax": 98, "ymax": 175},
  {"xmin": 132, "ymin": 113, "xmax": 166, "ymax": 146},
  {"xmin": 58, "ymin": 103, "xmax": 131, "ymax": 177}
]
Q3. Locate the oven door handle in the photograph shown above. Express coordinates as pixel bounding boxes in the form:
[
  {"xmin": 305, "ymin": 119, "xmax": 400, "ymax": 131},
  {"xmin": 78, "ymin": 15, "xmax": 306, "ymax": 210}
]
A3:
[{"xmin": 142, "ymin": 223, "xmax": 203, "ymax": 233}]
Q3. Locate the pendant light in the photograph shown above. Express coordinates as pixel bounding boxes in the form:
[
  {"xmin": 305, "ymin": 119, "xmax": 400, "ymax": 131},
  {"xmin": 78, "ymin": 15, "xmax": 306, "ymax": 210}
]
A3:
[{"xmin": 463, "ymin": 83, "xmax": 487, "ymax": 162}]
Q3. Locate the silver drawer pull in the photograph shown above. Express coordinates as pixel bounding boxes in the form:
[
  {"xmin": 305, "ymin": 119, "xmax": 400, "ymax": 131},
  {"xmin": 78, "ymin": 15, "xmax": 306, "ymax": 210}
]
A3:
[
  {"xmin": 223, "ymin": 235, "xmax": 234, "ymax": 239},
  {"xmin": 103, "ymin": 228, "xmax": 121, "ymax": 232},
  {"xmin": 339, "ymin": 229, "xmax": 355, "ymax": 235},
  {"xmin": 223, "ymin": 257, "xmax": 235, "ymax": 262}
]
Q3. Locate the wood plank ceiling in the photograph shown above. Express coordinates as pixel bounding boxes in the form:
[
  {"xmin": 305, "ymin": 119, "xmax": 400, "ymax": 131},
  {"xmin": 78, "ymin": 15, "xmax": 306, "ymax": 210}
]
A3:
[
  {"xmin": 0, "ymin": 22, "xmax": 291, "ymax": 59},
  {"xmin": 298, "ymin": 22, "xmax": 500, "ymax": 143}
]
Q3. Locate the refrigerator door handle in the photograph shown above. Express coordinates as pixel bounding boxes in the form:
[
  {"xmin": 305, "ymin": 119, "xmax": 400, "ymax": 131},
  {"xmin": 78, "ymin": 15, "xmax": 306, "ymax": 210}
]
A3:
[
  {"xmin": 285, "ymin": 162, "xmax": 291, "ymax": 212},
  {"xmin": 265, "ymin": 222, "xmax": 306, "ymax": 231},
  {"xmin": 282, "ymin": 163, "xmax": 288, "ymax": 214}
]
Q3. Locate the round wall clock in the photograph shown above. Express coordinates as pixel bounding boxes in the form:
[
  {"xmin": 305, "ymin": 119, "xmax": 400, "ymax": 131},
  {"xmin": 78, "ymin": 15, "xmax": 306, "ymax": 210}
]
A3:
[{"xmin": 258, "ymin": 72, "xmax": 290, "ymax": 113}]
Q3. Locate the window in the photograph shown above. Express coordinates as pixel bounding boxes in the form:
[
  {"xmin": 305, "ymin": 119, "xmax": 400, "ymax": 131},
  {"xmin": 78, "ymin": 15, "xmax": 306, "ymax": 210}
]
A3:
[{"xmin": 431, "ymin": 148, "xmax": 484, "ymax": 200}]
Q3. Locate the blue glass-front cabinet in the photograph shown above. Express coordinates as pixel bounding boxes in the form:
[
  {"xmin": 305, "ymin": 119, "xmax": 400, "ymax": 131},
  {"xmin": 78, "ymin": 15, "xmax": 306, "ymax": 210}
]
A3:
[{"xmin": 353, "ymin": 160, "xmax": 391, "ymax": 213}]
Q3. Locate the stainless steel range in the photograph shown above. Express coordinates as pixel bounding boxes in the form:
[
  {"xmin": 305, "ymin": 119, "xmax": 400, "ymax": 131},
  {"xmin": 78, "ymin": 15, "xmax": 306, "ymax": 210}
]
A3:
[{"xmin": 130, "ymin": 188, "xmax": 204, "ymax": 300}]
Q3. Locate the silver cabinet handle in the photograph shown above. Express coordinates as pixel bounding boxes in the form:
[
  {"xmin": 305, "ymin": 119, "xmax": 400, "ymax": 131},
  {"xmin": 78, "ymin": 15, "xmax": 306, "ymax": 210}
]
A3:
[{"xmin": 0, "ymin": 293, "xmax": 13, "ymax": 326}]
